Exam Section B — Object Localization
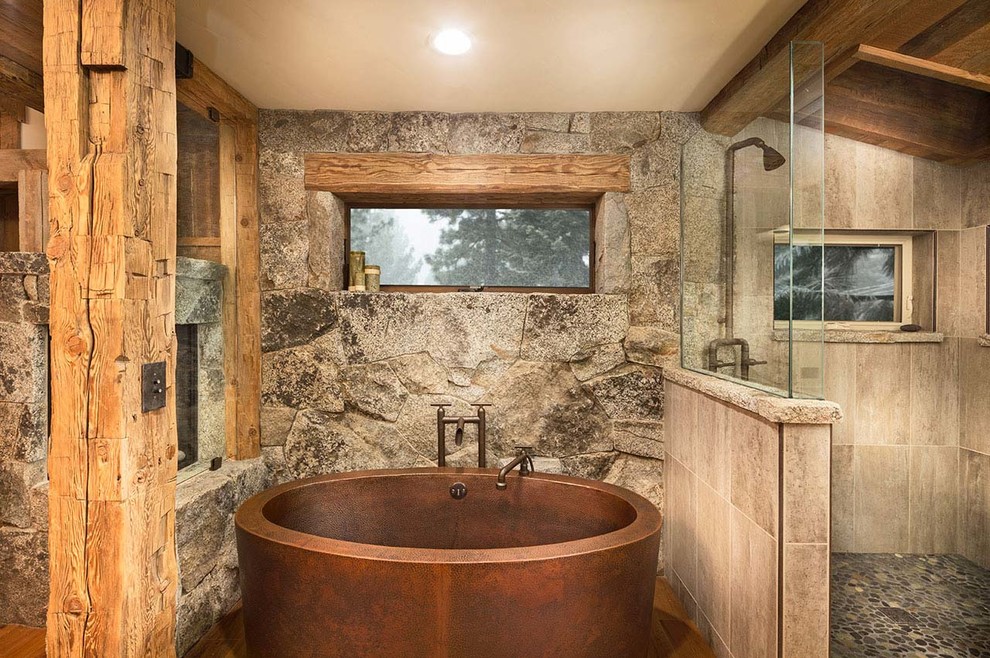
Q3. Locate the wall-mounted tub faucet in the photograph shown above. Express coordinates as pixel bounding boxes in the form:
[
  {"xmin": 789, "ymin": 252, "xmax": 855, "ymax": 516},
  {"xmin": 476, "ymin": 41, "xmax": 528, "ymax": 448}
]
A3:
[
  {"xmin": 432, "ymin": 403, "xmax": 492, "ymax": 468},
  {"xmin": 496, "ymin": 446, "xmax": 535, "ymax": 491}
]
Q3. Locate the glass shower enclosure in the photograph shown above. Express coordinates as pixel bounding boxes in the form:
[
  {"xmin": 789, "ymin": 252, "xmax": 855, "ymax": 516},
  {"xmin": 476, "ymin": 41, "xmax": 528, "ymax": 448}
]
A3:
[{"xmin": 680, "ymin": 41, "xmax": 825, "ymax": 399}]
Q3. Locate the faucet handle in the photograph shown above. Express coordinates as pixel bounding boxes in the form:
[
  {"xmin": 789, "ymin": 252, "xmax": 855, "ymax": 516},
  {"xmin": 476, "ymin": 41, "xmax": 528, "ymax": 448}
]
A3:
[
  {"xmin": 514, "ymin": 445, "xmax": 534, "ymax": 455},
  {"xmin": 472, "ymin": 402, "xmax": 493, "ymax": 409},
  {"xmin": 430, "ymin": 403, "xmax": 452, "ymax": 408}
]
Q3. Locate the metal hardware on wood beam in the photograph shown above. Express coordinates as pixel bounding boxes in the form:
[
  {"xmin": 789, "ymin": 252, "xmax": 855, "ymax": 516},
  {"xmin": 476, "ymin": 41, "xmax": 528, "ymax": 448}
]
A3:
[
  {"xmin": 175, "ymin": 43, "xmax": 194, "ymax": 79},
  {"xmin": 141, "ymin": 361, "xmax": 167, "ymax": 412}
]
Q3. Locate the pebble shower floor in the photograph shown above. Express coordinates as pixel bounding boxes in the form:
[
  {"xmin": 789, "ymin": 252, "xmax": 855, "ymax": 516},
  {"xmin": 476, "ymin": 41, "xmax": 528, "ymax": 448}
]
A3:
[{"xmin": 831, "ymin": 553, "xmax": 990, "ymax": 657}]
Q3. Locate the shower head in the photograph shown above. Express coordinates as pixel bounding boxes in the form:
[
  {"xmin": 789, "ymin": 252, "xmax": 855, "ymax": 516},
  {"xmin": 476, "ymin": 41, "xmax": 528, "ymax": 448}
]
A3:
[{"xmin": 727, "ymin": 137, "xmax": 787, "ymax": 171}]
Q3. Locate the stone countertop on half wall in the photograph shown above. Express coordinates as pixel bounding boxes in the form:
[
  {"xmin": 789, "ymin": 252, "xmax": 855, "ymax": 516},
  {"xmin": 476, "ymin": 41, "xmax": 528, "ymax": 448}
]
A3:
[{"xmin": 663, "ymin": 366, "xmax": 842, "ymax": 425}]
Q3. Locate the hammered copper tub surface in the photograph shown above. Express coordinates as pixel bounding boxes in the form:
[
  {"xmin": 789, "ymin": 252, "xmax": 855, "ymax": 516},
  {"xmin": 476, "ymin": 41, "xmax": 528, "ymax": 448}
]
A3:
[{"xmin": 235, "ymin": 468, "xmax": 662, "ymax": 657}]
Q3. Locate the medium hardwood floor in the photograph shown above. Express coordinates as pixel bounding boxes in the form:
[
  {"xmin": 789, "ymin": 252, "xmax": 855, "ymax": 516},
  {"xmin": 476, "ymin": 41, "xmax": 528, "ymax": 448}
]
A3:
[{"xmin": 0, "ymin": 577, "xmax": 714, "ymax": 658}]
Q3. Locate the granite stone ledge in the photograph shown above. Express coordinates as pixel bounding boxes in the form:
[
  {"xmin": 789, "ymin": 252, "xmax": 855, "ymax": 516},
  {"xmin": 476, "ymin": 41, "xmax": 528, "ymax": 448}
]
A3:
[
  {"xmin": 664, "ymin": 366, "xmax": 842, "ymax": 425},
  {"xmin": 771, "ymin": 329, "xmax": 944, "ymax": 344},
  {"xmin": 0, "ymin": 252, "xmax": 48, "ymax": 276}
]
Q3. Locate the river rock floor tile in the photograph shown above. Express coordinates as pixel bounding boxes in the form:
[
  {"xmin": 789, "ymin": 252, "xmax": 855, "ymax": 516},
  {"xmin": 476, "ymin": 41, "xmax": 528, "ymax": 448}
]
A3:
[{"xmin": 831, "ymin": 553, "xmax": 990, "ymax": 657}]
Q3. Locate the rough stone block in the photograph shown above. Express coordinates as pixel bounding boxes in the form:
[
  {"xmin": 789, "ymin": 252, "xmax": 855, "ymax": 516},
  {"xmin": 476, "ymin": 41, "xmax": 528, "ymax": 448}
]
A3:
[
  {"xmin": 283, "ymin": 409, "xmax": 391, "ymax": 479},
  {"xmin": 176, "ymin": 471, "xmax": 236, "ymax": 593},
  {"xmin": 0, "ymin": 323, "xmax": 46, "ymax": 403},
  {"xmin": 631, "ymin": 139, "xmax": 680, "ymax": 191},
  {"xmin": 261, "ymin": 406, "xmax": 297, "ymax": 447},
  {"xmin": 522, "ymin": 113, "xmax": 572, "ymax": 133},
  {"xmin": 345, "ymin": 112, "xmax": 392, "ymax": 152},
  {"xmin": 613, "ymin": 420, "xmax": 665, "ymax": 459},
  {"xmin": 589, "ymin": 368, "xmax": 665, "ymax": 421},
  {"xmin": 595, "ymin": 193, "xmax": 631, "ymax": 294},
  {"xmin": 624, "ymin": 325, "xmax": 680, "ymax": 368},
  {"xmin": 307, "ymin": 192, "xmax": 346, "ymax": 291},
  {"xmin": 0, "ymin": 528, "xmax": 49, "ymax": 626},
  {"xmin": 0, "ymin": 252, "xmax": 48, "ymax": 276},
  {"xmin": 260, "ymin": 220, "xmax": 309, "ymax": 291},
  {"xmin": 520, "ymin": 294, "xmax": 628, "ymax": 362},
  {"xmin": 682, "ymin": 129, "xmax": 729, "ymax": 199},
  {"xmin": 570, "ymin": 113, "xmax": 591, "ymax": 134},
  {"xmin": 448, "ymin": 113, "xmax": 524, "ymax": 154},
  {"xmin": 0, "ymin": 275, "xmax": 26, "ymax": 323},
  {"xmin": 259, "ymin": 150, "xmax": 307, "ymax": 224},
  {"xmin": 259, "ymin": 110, "xmax": 350, "ymax": 152},
  {"xmin": 175, "ymin": 259, "xmax": 225, "ymax": 325},
  {"xmin": 561, "ymin": 451, "xmax": 617, "ymax": 480},
  {"xmin": 338, "ymin": 292, "xmax": 527, "ymax": 368},
  {"xmin": 486, "ymin": 361, "xmax": 612, "ymax": 457},
  {"xmin": 176, "ymin": 565, "xmax": 240, "ymax": 656},
  {"xmin": 604, "ymin": 454, "xmax": 664, "ymax": 509},
  {"xmin": 661, "ymin": 112, "xmax": 702, "ymax": 145},
  {"xmin": 590, "ymin": 112, "xmax": 661, "ymax": 152},
  {"xmin": 261, "ymin": 343, "xmax": 345, "ymax": 412},
  {"xmin": 341, "ymin": 362, "xmax": 408, "ymax": 421},
  {"xmin": 569, "ymin": 343, "xmax": 626, "ymax": 382},
  {"xmin": 388, "ymin": 112, "xmax": 450, "ymax": 152},
  {"xmin": 0, "ymin": 402, "xmax": 47, "ymax": 462},
  {"xmin": 629, "ymin": 255, "xmax": 679, "ymax": 330},
  {"xmin": 261, "ymin": 288, "xmax": 339, "ymax": 353},
  {"xmin": 0, "ymin": 459, "xmax": 46, "ymax": 528},
  {"xmin": 626, "ymin": 185, "xmax": 680, "ymax": 257},
  {"xmin": 387, "ymin": 352, "xmax": 448, "ymax": 395},
  {"xmin": 520, "ymin": 131, "xmax": 590, "ymax": 154},
  {"xmin": 497, "ymin": 455, "xmax": 564, "ymax": 474}
]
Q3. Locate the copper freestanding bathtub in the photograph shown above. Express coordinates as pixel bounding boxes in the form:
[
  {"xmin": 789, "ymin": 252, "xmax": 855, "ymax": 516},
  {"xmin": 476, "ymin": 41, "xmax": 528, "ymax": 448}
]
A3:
[{"xmin": 235, "ymin": 468, "xmax": 662, "ymax": 657}]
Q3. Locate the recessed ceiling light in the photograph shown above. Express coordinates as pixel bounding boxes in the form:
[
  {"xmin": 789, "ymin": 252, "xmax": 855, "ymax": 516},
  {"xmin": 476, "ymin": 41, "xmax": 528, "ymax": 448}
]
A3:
[{"xmin": 432, "ymin": 29, "xmax": 472, "ymax": 56}]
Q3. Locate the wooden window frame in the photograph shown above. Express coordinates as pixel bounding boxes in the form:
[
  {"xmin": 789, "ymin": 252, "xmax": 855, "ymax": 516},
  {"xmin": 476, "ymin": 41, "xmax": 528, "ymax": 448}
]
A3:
[{"xmin": 344, "ymin": 202, "xmax": 598, "ymax": 294}]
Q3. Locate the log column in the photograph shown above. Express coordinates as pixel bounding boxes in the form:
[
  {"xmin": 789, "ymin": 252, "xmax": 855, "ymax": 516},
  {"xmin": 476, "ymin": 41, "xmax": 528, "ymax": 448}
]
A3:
[{"xmin": 44, "ymin": 0, "xmax": 179, "ymax": 655}]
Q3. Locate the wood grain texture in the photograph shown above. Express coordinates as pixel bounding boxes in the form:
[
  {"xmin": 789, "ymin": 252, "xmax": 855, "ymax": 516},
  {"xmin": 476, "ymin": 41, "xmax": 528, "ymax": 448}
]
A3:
[
  {"xmin": 0, "ymin": 52, "xmax": 44, "ymax": 111},
  {"xmin": 218, "ymin": 121, "xmax": 239, "ymax": 459},
  {"xmin": 81, "ymin": 0, "xmax": 126, "ymax": 68},
  {"xmin": 305, "ymin": 153, "xmax": 631, "ymax": 203},
  {"xmin": 851, "ymin": 44, "xmax": 990, "ymax": 92},
  {"xmin": 1, "ymin": 578, "xmax": 714, "ymax": 658},
  {"xmin": 176, "ymin": 57, "xmax": 256, "ymax": 122},
  {"xmin": 0, "ymin": 149, "xmax": 45, "ymax": 181},
  {"xmin": 44, "ymin": 0, "xmax": 179, "ymax": 655},
  {"xmin": 0, "ymin": 111, "xmax": 21, "ymax": 148},
  {"xmin": 0, "ymin": 0, "xmax": 43, "ymax": 75},
  {"xmin": 17, "ymin": 168, "xmax": 47, "ymax": 251}
]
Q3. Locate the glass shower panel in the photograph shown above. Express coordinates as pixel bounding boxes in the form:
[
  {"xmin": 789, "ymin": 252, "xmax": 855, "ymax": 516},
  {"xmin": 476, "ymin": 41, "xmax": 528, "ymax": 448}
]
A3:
[{"xmin": 679, "ymin": 40, "xmax": 824, "ymax": 399}]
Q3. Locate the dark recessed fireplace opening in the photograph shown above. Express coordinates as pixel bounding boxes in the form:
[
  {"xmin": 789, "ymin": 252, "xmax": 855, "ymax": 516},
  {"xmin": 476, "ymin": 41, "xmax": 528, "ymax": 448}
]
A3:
[{"xmin": 176, "ymin": 324, "xmax": 199, "ymax": 469}]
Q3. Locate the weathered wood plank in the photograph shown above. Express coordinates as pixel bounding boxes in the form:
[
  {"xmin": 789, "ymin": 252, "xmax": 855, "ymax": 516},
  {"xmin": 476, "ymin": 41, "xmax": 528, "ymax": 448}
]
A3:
[
  {"xmin": 0, "ymin": 111, "xmax": 20, "ymax": 148},
  {"xmin": 851, "ymin": 44, "xmax": 990, "ymax": 93},
  {"xmin": 233, "ymin": 119, "xmax": 261, "ymax": 459},
  {"xmin": 81, "ymin": 0, "xmax": 127, "ymax": 68},
  {"xmin": 45, "ymin": 0, "xmax": 179, "ymax": 655},
  {"xmin": 304, "ymin": 153, "xmax": 631, "ymax": 202},
  {"xmin": 700, "ymin": 0, "xmax": 968, "ymax": 136},
  {"xmin": 0, "ymin": 52, "xmax": 44, "ymax": 112},
  {"xmin": 218, "ymin": 121, "xmax": 239, "ymax": 459},
  {"xmin": 0, "ymin": 149, "xmax": 46, "ymax": 181},
  {"xmin": 17, "ymin": 168, "xmax": 47, "ymax": 251},
  {"xmin": 176, "ymin": 57, "xmax": 256, "ymax": 122}
]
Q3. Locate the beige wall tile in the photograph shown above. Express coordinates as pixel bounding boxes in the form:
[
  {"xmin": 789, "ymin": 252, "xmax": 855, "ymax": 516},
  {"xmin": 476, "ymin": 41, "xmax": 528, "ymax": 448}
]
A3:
[
  {"xmin": 697, "ymin": 396, "xmax": 730, "ymax": 496},
  {"xmin": 959, "ymin": 226, "xmax": 987, "ymax": 338},
  {"xmin": 908, "ymin": 446, "xmax": 958, "ymax": 554},
  {"xmin": 962, "ymin": 161, "xmax": 990, "ymax": 229},
  {"xmin": 936, "ymin": 230, "xmax": 961, "ymax": 337},
  {"xmin": 913, "ymin": 158, "xmax": 962, "ymax": 230},
  {"xmin": 668, "ymin": 455, "xmax": 699, "ymax": 595},
  {"xmin": 666, "ymin": 382, "xmax": 698, "ymax": 468},
  {"xmin": 959, "ymin": 449, "xmax": 990, "ymax": 569},
  {"xmin": 824, "ymin": 343, "xmax": 856, "ymax": 445},
  {"xmin": 825, "ymin": 135, "xmax": 856, "ymax": 229},
  {"xmin": 912, "ymin": 231, "xmax": 936, "ymax": 330},
  {"xmin": 730, "ymin": 507, "xmax": 778, "ymax": 658},
  {"xmin": 783, "ymin": 425, "xmax": 830, "ymax": 544},
  {"xmin": 697, "ymin": 482, "xmax": 731, "ymax": 639},
  {"xmin": 697, "ymin": 611, "xmax": 733, "ymax": 658},
  {"xmin": 730, "ymin": 409, "xmax": 780, "ymax": 538},
  {"xmin": 959, "ymin": 338, "xmax": 990, "ymax": 455},
  {"xmin": 783, "ymin": 543, "xmax": 829, "ymax": 658},
  {"xmin": 909, "ymin": 341, "xmax": 959, "ymax": 446},
  {"xmin": 853, "ymin": 141, "xmax": 914, "ymax": 230},
  {"xmin": 854, "ymin": 445, "xmax": 910, "ymax": 552},
  {"xmin": 831, "ymin": 445, "xmax": 855, "ymax": 552},
  {"xmin": 854, "ymin": 344, "xmax": 910, "ymax": 445}
]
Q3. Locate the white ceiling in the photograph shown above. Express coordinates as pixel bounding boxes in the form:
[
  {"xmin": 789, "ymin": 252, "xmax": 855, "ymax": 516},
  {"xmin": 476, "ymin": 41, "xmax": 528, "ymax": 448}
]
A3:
[{"xmin": 175, "ymin": 0, "xmax": 806, "ymax": 113}]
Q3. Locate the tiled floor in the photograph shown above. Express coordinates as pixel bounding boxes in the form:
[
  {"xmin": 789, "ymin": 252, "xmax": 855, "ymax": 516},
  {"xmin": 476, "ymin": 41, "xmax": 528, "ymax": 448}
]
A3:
[{"xmin": 832, "ymin": 553, "xmax": 990, "ymax": 657}]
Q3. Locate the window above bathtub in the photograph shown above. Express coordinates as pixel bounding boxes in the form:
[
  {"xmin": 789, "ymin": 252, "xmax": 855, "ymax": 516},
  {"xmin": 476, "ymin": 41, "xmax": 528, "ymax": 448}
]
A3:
[
  {"xmin": 347, "ymin": 206, "xmax": 594, "ymax": 292},
  {"xmin": 773, "ymin": 231, "xmax": 914, "ymax": 330}
]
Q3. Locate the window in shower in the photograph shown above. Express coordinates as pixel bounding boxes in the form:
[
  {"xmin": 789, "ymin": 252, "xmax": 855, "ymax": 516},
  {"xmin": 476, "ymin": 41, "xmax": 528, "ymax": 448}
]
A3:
[
  {"xmin": 773, "ymin": 232, "xmax": 913, "ymax": 328},
  {"xmin": 347, "ymin": 207, "xmax": 594, "ymax": 292}
]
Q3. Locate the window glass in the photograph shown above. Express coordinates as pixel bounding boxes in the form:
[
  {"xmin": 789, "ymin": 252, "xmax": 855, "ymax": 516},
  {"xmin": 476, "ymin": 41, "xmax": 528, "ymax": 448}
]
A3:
[
  {"xmin": 774, "ymin": 244, "xmax": 897, "ymax": 322},
  {"xmin": 349, "ymin": 208, "xmax": 592, "ymax": 289}
]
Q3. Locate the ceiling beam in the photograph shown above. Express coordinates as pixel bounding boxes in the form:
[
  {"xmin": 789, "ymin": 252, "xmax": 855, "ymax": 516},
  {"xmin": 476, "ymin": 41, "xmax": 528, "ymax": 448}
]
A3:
[
  {"xmin": 176, "ymin": 56, "xmax": 256, "ymax": 122},
  {"xmin": 849, "ymin": 44, "xmax": 990, "ymax": 93},
  {"xmin": 701, "ymin": 0, "xmax": 970, "ymax": 136},
  {"xmin": 0, "ymin": 53, "xmax": 43, "ymax": 112}
]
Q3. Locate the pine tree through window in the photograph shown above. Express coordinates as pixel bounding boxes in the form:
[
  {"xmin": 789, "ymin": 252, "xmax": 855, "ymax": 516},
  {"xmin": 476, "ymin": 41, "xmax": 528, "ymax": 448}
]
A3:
[{"xmin": 348, "ymin": 207, "xmax": 594, "ymax": 291}]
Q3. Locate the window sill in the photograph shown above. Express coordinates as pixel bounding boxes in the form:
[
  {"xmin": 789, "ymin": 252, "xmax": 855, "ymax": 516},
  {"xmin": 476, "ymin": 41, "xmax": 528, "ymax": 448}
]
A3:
[{"xmin": 771, "ymin": 329, "xmax": 944, "ymax": 344}]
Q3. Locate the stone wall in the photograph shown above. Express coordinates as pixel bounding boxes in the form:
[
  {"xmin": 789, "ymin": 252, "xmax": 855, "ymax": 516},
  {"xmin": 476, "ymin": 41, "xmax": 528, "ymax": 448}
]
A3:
[
  {"xmin": 257, "ymin": 111, "xmax": 697, "ymax": 539},
  {"xmin": 0, "ymin": 252, "xmax": 49, "ymax": 626}
]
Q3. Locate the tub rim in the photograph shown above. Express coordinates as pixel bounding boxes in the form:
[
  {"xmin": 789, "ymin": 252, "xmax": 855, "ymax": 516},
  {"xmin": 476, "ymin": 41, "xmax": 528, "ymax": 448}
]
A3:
[{"xmin": 235, "ymin": 467, "xmax": 662, "ymax": 565}]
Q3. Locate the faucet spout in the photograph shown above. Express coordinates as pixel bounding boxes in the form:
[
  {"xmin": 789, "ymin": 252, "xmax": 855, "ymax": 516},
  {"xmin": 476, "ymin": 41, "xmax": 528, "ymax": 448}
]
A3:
[{"xmin": 496, "ymin": 447, "xmax": 535, "ymax": 490}]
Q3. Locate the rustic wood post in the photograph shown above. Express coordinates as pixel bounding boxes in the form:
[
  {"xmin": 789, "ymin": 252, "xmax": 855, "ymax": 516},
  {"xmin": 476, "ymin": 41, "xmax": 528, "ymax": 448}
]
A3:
[{"xmin": 44, "ymin": 0, "xmax": 179, "ymax": 654}]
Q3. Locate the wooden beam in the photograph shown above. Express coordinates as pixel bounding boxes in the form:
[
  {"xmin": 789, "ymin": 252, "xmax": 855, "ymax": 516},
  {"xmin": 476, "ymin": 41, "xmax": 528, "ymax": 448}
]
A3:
[
  {"xmin": 233, "ymin": 118, "xmax": 261, "ymax": 459},
  {"xmin": 701, "ymin": 0, "xmax": 970, "ymax": 136},
  {"xmin": 44, "ymin": 0, "xmax": 178, "ymax": 655},
  {"xmin": 17, "ymin": 168, "xmax": 47, "ymax": 251},
  {"xmin": 0, "ymin": 0, "xmax": 44, "ymax": 77},
  {"xmin": 0, "ymin": 149, "xmax": 46, "ymax": 181},
  {"xmin": 0, "ymin": 53, "xmax": 44, "ymax": 112},
  {"xmin": 0, "ymin": 112, "xmax": 20, "ymax": 149},
  {"xmin": 177, "ymin": 57, "xmax": 256, "ymax": 122},
  {"xmin": 304, "ymin": 153, "xmax": 631, "ymax": 204},
  {"xmin": 218, "ymin": 121, "xmax": 239, "ymax": 459},
  {"xmin": 847, "ymin": 44, "xmax": 990, "ymax": 93}
]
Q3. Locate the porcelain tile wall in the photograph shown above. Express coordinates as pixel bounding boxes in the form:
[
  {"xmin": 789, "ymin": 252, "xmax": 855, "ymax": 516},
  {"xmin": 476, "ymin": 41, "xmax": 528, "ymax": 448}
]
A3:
[{"xmin": 665, "ymin": 381, "xmax": 832, "ymax": 658}]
